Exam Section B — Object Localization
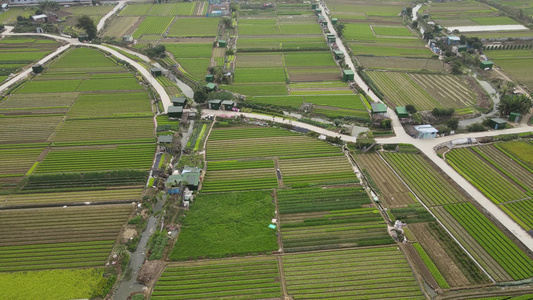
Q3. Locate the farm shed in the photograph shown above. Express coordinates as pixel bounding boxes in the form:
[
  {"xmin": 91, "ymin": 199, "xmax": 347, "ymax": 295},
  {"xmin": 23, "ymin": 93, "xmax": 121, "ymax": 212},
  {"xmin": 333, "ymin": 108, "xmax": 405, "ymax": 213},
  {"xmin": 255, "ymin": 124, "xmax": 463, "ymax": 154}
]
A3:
[
  {"xmin": 122, "ymin": 35, "xmax": 133, "ymax": 42},
  {"xmin": 32, "ymin": 64, "xmax": 43, "ymax": 74},
  {"xmin": 447, "ymin": 35, "xmax": 460, "ymax": 45},
  {"xmin": 2, "ymin": 3, "xmax": 8, "ymax": 11},
  {"xmin": 221, "ymin": 100, "xmax": 235, "ymax": 111},
  {"xmin": 311, "ymin": 3, "xmax": 317, "ymax": 9},
  {"xmin": 327, "ymin": 33, "xmax": 336, "ymax": 43},
  {"xmin": 342, "ymin": 70, "xmax": 354, "ymax": 82},
  {"xmin": 205, "ymin": 83, "xmax": 217, "ymax": 92},
  {"xmin": 489, "ymin": 118, "xmax": 507, "ymax": 130},
  {"xmin": 315, "ymin": 8, "xmax": 322, "ymax": 14},
  {"xmin": 322, "ymin": 20, "xmax": 327, "ymax": 26},
  {"xmin": 205, "ymin": 74, "xmax": 214, "ymax": 82},
  {"xmin": 371, "ymin": 103, "xmax": 387, "ymax": 114},
  {"xmin": 166, "ymin": 172, "xmax": 201, "ymax": 191},
  {"xmin": 414, "ymin": 125, "xmax": 438, "ymax": 139},
  {"xmin": 158, "ymin": 135, "xmax": 173, "ymax": 144},
  {"xmin": 480, "ymin": 61, "xmax": 494, "ymax": 70},
  {"xmin": 208, "ymin": 99, "xmax": 222, "ymax": 110},
  {"xmin": 508, "ymin": 112, "xmax": 520, "ymax": 122},
  {"xmin": 168, "ymin": 106, "xmax": 183, "ymax": 118},
  {"xmin": 334, "ymin": 51, "xmax": 344, "ymax": 60},
  {"xmin": 172, "ymin": 97, "xmax": 187, "ymax": 107},
  {"xmin": 332, "ymin": 18, "xmax": 338, "ymax": 25},
  {"xmin": 32, "ymin": 14, "xmax": 47, "ymax": 23},
  {"xmin": 151, "ymin": 68, "xmax": 162, "ymax": 77},
  {"xmin": 395, "ymin": 106, "xmax": 409, "ymax": 118},
  {"xmin": 457, "ymin": 45, "xmax": 467, "ymax": 52},
  {"xmin": 218, "ymin": 40, "xmax": 227, "ymax": 48}
]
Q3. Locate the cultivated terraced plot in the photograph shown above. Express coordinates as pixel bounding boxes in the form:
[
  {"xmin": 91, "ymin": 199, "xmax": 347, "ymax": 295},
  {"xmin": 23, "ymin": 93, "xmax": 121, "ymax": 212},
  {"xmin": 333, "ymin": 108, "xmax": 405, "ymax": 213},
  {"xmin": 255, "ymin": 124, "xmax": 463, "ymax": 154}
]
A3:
[
  {"xmin": 0, "ymin": 204, "xmax": 132, "ymax": 272},
  {"xmin": 202, "ymin": 159, "xmax": 278, "ymax": 192},
  {"xmin": 282, "ymin": 247, "xmax": 425, "ymax": 299},
  {"xmin": 152, "ymin": 256, "xmax": 282, "ymax": 300},
  {"xmin": 278, "ymin": 155, "xmax": 358, "ymax": 186}
]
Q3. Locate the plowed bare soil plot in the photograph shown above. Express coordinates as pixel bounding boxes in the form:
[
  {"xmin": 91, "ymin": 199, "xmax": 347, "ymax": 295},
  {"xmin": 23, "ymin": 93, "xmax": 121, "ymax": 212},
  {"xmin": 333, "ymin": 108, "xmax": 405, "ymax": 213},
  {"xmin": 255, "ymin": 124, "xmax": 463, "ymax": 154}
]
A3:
[
  {"xmin": 0, "ymin": 204, "xmax": 132, "ymax": 272},
  {"xmin": 409, "ymin": 223, "xmax": 473, "ymax": 286},
  {"xmin": 102, "ymin": 16, "xmax": 140, "ymax": 38},
  {"xmin": 282, "ymin": 247, "xmax": 425, "ymax": 299},
  {"xmin": 0, "ymin": 148, "xmax": 42, "ymax": 175},
  {"xmin": 357, "ymin": 153, "xmax": 415, "ymax": 208},
  {"xmin": 152, "ymin": 256, "xmax": 282, "ymax": 300}
]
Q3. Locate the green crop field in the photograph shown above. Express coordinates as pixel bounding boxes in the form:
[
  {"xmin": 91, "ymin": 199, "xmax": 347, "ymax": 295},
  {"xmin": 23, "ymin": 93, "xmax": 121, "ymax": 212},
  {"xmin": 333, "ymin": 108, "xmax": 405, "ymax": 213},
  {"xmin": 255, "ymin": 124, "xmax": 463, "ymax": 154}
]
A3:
[
  {"xmin": 233, "ymin": 68, "xmax": 287, "ymax": 83},
  {"xmin": 446, "ymin": 146, "xmax": 533, "ymax": 231},
  {"xmin": 250, "ymin": 94, "xmax": 367, "ymax": 110},
  {"xmin": 147, "ymin": 2, "xmax": 196, "ymax": 16},
  {"xmin": 35, "ymin": 144, "xmax": 154, "ymax": 173},
  {"xmin": 16, "ymin": 80, "xmax": 82, "ymax": 93},
  {"xmin": 382, "ymin": 152, "xmax": 467, "ymax": 207},
  {"xmin": 356, "ymin": 56, "xmax": 445, "ymax": 72},
  {"xmin": 222, "ymin": 84, "xmax": 288, "ymax": 96},
  {"xmin": 0, "ymin": 204, "xmax": 131, "ymax": 272},
  {"xmin": 283, "ymin": 51, "xmax": 336, "ymax": 67},
  {"xmin": 52, "ymin": 117, "xmax": 154, "ymax": 142},
  {"xmin": 103, "ymin": 17, "xmax": 140, "ymax": 38},
  {"xmin": 67, "ymin": 92, "xmax": 151, "ymax": 118},
  {"xmin": 167, "ymin": 17, "xmax": 219, "ymax": 37},
  {"xmin": 444, "ymin": 203, "xmax": 533, "ymax": 280},
  {"xmin": 280, "ymin": 24, "xmax": 322, "ymax": 34},
  {"xmin": 279, "ymin": 155, "xmax": 358, "ymax": 186},
  {"xmin": 76, "ymin": 78, "xmax": 142, "ymax": 92},
  {"xmin": 2, "ymin": 189, "xmax": 143, "ymax": 207},
  {"xmin": 0, "ymin": 148, "xmax": 43, "ymax": 176},
  {"xmin": 282, "ymin": 247, "xmax": 425, "ymax": 299},
  {"xmin": 164, "ymin": 43, "xmax": 213, "ymax": 58},
  {"xmin": 236, "ymin": 53, "xmax": 283, "ymax": 68},
  {"xmin": 485, "ymin": 49, "xmax": 533, "ymax": 93},
  {"xmin": 372, "ymin": 25, "xmax": 415, "ymax": 37},
  {"xmin": 152, "ymin": 257, "xmax": 282, "ymax": 300},
  {"xmin": 119, "ymin": 3, "xmax": 153, "ymax": 16},
  {"xmin": 202, "ymin": 159, "xmax": 278, "ymax": 192},
  {"xmin": 169, "ymin": 191, "xmax": 278, "ymax": 260},
  {"xmin": 0, "ymin": 268, "xmax": 103, "ymax": 300},
  {"xmin": 0, "ymin": 116, "xmax": 63, "ymax": 144},
  {"xmin": 49, "ymin": 48, "xmax": 123, "ymax": 71},
  {"xmin": 132, "ymin": 16, "xmax": 174, "ymax": 39},
  {"xmin": 177, "ymin": 58, "xmax": 211, "ymax": 79}
]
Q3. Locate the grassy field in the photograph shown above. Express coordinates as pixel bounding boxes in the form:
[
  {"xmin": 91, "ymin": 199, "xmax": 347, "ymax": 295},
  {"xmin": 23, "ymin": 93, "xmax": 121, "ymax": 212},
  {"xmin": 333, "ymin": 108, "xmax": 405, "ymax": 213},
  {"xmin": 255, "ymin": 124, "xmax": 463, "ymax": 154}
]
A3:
[
  {"xmin": 233, "ymin": 68, "xmax": 287, "ymax": 83},
  {"xmin": 169, "ymin": 191, "xmax": 278, "ymax": 260},
  {"xmin": 132, "ymin": 16, "xmax": 174, "ymax": 39},
  {"xmin": 485, "ymin": 49, "xmax": 533, "ymax": 91},
  {"xmin": 164, "ymin": 43, "xmax": 213, "ymax": 58}
]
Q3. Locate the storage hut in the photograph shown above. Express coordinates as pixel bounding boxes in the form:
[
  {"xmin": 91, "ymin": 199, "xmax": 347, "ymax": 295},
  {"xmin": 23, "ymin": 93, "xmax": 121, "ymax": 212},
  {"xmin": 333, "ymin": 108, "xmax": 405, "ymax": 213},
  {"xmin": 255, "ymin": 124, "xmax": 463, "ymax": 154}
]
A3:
[
  {"xmin": 205, "ymin": 83, "xmax": 217, "ymax": 92},
  {"xmin": 321, "ymin": 20, "xmax": 327, "ymax": 26},
  {"xmin": 508, "ymin": 112, "xmax": 521, "ymax": 122},
  {"xmin": 158, "ymin": 135, "xmax": 173, "ymax": 144},
  {"xmin": 168, "ymin": 106, "xmax": 183, "ymax": 118},
  {"xmin": 395, "ymin": 106, "xmax": 409, "ymax": 118},
  {"xmin": 414, "ymin": 125, "xmax": 438, "ymax": 139},
  {"xmin": 151, "ymin": 68, "xmax": 162, "ymax": 77},
  {"xmin": 218, "ymin": 40, "xmax": 227, "ymax": 48},
  {"xmin": 332, "ymin": 18, "xmax": 338, "ymax": 25},
  {"xmin": 311, "ymin": 3, "xmax": 317, "ymax": 9},
  {"xmin": 447, "ymin": 35, "xmax": 460, "ymax": 45},
  {"xmin": 32, "ymin": 64, "xmax": 43, "ymax": 74},
  {"xmin": 205, "ymin": 74, "xmax": 214, "ymax": 82},
  {"xmin": 122, "ymin": 35, "xmax": 133, "ymax": 42},
  {"xmin": 334, "ymin": 50, "xmax": 344, "ymax": 60},
  {"xmin": 172, "ymin": 97, "xmax": 187, "ymax": 107},
  {"xmin": 208, "ymin": 99, "xmax": 222, "ymax": 110},
  {"xmin": 342, "ymin": 69, "xmax": 354, "ymax": 82},
  {"xmin": 327, "ymin": 33, "xmax": 336, "ymax": 43},
  {"xmin": 489, "ymin": 118, "xmax": 507, "ymax": 129},
  {"xmin": 166, "ymin": 172, "xmax": 201, "ymax": 191},
  {"xmin": 457, "ymin": 45, "xmax": 467, "ymax": 52},
  {"xmin": 480, "ymin": 61, "xmax": 494, "ymax": 70},
  {"xmin": 315, "ymin": 8, "xmax": 322, "ymax": 15},
  {"xmin": 221, "ymin": 100, "xmax": 235, "ymax": 110},
  {"xmin": 371, "ymin": 103, "xmax": 387, "ymax": 114}
]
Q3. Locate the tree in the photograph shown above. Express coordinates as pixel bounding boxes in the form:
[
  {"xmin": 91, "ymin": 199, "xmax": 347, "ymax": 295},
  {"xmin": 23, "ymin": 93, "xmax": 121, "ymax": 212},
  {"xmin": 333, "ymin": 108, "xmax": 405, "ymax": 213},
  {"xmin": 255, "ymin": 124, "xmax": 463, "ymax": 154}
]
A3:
[
  {"xmin": 446, "ymin": 118, "xmax": 459, "ymax": 131},
  {"xmin": 194, "ymin": 87, "xmax": 208, "ymax": 104},
  {"xmin": 230, "ymin": 3, "xmax": 239, "ymax": 12},
  {"xmin": 423, "ymin": 31, "xmax": 434, "ymax": 41},
  {"xmin": 222, "ymin": 17, "xmax": 232, "ymax": 29},
  {"xmin": 334, "ymin": 22, "xmax": 346, "ymax": 37},
  {"xmin": 405, "ymin": 7, "xmax": 413, "ymax": 17},
  {"xmin": 411, "ymin": 21, "xmax": 418, "ymax": 29},
  {"xmin": 405, "ymin": 104, "xmax": 417, "ymax": 114},
  {"xmin": 76, "ymin": 15, "xmax": 97, "ymax": 40},
  {"xmin": 497, "ymin": 94, "xmax": 532, "ymax": 116}
]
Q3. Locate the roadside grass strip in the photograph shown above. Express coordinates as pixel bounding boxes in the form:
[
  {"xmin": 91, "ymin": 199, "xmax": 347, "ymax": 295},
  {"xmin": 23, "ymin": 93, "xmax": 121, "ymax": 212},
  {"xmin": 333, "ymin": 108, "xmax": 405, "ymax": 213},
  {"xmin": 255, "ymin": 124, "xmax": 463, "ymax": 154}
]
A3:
[
  {"xmin": 0, "ymin": 204, "xmax": 132, "ymax": 272},
  {"xmin": 413, "ymin": 243, "xmax": 450, "ymax": 288},
  {"xmin": 382, "ymin": 153, "xmax": 467, "ymax": 206},
  {"xmin": 169, "ymin": 191, "xmax": 278, "ymax": 260},
  {"xmin": 444, "ymin": 203, "xmax": 533, "ymax": 280},
  {"xmin": 2, "ymin": 189, "xmax": 143, "ymax": 207},
  {"xmin": 278, "ymin": 156, "xmax": 358, "ymax": 186},
  {"xmin": 282, "ymin": 247, "xmax": 425, "ymax": 299},
  {"xmin": 152, "ymin": 256, "xmax": 282, "ymax": 300},
  {"xmin": 446, "ymin": 148, "xmax": 529, "ymax": 204}
]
